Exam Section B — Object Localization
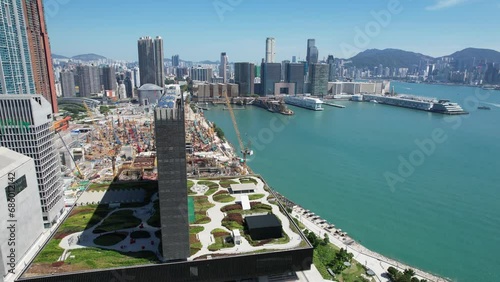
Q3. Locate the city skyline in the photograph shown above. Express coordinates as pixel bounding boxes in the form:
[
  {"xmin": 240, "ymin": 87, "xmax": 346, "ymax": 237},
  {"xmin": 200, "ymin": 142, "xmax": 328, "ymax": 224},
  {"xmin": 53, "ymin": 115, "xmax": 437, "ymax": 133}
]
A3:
[{"xmin": 44, "ymin": 0, "xmax": 500, "ymax": 62}]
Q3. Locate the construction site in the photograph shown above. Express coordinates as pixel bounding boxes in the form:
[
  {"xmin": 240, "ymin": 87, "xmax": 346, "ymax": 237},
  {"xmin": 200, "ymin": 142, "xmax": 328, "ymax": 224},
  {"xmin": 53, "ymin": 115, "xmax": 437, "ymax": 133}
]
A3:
[{"xmin": 55, "ymin": 88, "xmax": 254, "ymax": 203}]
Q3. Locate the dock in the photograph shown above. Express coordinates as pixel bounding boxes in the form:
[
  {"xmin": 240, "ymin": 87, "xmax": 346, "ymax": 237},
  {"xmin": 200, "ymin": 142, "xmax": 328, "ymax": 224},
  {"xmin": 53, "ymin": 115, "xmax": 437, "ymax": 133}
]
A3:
[{"xmin": 323, "ymin": 102, "xmax": 346, "ymax": 108}]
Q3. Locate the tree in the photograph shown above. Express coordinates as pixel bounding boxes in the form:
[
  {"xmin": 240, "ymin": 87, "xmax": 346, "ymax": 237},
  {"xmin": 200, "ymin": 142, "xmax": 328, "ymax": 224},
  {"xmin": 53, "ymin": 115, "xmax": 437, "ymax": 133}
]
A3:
[
  {"xmin": 322, "ymin": 234, "xmax": 330, "ymax": 246},
  {"xmin": 99, "ymin": 105, "xmax": 110, "ymax": 116},
  {"xmin": 404, "ymin": 269, "xmax": 416, "ymax": 277}
]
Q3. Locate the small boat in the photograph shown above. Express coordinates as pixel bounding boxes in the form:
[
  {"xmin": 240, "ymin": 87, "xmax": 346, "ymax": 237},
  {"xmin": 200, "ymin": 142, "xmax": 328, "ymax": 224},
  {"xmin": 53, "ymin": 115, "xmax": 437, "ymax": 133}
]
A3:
[
  {"xmin": 478, "ymin": 106, "xmax": 491, "ymax": 110},
  {"xmin": 370, "ymin": 100, "xmax": 379, "ymax": 103}
]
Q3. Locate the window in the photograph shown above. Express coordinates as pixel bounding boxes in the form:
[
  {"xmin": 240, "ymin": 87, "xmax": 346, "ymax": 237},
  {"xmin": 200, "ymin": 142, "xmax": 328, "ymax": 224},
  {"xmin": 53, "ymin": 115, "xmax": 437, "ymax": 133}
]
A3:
[{"xmin": 5, "ymin": 4, "xmax": 12, "ymax": 26}]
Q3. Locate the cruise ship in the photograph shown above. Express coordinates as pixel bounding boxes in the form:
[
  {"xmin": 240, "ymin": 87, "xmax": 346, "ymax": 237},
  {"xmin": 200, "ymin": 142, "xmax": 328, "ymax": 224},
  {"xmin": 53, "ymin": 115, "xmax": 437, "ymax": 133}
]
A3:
[
  {"xmin": 362, "ymin": 94, "xmax": 468, "ymax": 115},
  {"xmin": 284, "ymin": 96, "xmax": 324, "ymax": 111}
]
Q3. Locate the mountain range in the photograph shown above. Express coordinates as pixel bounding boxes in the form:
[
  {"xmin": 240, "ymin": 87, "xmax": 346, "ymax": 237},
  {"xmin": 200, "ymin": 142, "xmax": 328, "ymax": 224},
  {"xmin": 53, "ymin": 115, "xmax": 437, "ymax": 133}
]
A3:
[{"xmin": 52, "ymin": 48, "xmax": 500, "ymax": 68}]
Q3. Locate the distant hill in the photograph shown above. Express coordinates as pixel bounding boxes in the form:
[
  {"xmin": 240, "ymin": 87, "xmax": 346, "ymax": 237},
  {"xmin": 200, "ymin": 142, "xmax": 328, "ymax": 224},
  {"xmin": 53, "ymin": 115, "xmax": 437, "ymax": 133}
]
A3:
[
  {"xmin": 52, "ymin": 54, "xmax": 68, "ymax": 59},
  {"xmin": 348, "ymin": 48, "xmax": 433, "ymax": 68},
  {"xmin": 444, "ymin": 48, "xmax": 500, "ymax": 65},
  {"xmin": 71, "ymin": 53, "xmax": 107, "ymax": 61}
]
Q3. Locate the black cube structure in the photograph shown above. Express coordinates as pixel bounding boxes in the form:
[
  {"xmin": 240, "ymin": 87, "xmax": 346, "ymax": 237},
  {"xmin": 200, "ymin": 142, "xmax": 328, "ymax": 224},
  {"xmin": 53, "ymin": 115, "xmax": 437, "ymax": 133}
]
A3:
[
  {"xmin": 154, "ymin": 93, "xmax": 190, "ymax": 261},
  {"xmin": 245, "ymin": 214, "xmax": 282, "ymax": 240}
]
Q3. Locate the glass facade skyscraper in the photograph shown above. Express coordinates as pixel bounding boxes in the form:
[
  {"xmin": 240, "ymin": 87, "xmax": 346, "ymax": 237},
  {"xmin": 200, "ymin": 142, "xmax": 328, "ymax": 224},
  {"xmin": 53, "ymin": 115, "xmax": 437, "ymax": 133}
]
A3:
[{"xmin": 0, "ymin": 0, "xmax": 36, "ymax": 95}]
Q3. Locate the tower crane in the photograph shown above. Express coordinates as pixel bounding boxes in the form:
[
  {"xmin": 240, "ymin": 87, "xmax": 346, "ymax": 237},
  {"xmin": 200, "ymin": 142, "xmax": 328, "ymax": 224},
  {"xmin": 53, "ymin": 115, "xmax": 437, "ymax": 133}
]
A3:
[{"xmin": 221, "ymin": 89, "xmax": 253, "ymax": 166}]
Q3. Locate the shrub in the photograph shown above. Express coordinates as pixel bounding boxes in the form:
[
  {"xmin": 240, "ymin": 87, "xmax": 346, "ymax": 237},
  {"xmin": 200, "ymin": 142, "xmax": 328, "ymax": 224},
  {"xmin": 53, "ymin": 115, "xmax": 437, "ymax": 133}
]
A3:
[{"xmin": 221, "ymin": 204, "xmax": 242, "ymax": 212}]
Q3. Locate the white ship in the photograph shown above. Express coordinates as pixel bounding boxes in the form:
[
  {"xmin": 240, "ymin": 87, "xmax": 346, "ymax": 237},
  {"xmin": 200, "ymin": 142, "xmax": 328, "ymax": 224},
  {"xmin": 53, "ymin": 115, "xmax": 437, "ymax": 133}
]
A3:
[
  {"xmin": 284, "ymin": 96, "xmax": 324, "ymax": 111},
  {"xmin": 362, "ymin": 94, "xmax": 467, "ymax": 115}
]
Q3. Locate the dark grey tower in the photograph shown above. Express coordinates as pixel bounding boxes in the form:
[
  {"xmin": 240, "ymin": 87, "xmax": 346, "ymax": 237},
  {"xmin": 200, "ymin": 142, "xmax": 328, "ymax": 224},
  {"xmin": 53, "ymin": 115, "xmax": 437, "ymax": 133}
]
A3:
[
  {"xmin": 102, "ymin": 66, "xmax": 116, "ymax": 91},
  {"xmin": 138, "ymin": 36, "xmax": 156, "ymax": 86},
  {"xmin": 327, "ymin": 55, "xmax": 335, "ymax": 81},
  {"xmin": 285, "ymin": 63, "xmax": 305, "ymax": 94},
  {"xmin": 261, "ymin": 63, "xmax": 281, "ymax": 95},
  {"xmin": 76, "ymin": 65, "xmax": 100, "ymax": 97},
  {"xmin": 234, "ymin": 62, "xmax": 255, "ymax": 96},
  {"xmin": 154, "ymin": 93, "xmax": 189, "ymax": 261},
  {"xmin": 309, "ymin": 64, "xmax": 329, "ymax": 96}
]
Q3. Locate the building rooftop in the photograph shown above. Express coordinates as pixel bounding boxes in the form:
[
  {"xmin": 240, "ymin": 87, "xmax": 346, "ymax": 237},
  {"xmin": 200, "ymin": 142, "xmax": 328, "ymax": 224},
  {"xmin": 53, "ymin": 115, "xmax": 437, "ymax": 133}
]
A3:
[
  {"xmin": 245, "ymin": 214, "xmax": 282, "ymax": 230},
  {"xmin": 138, "ymin": 83, "xmax": 163, "ymax": 91},
  {"xmin": 0, "ymin": 147, "xmax": 32, "ymax": 175}
]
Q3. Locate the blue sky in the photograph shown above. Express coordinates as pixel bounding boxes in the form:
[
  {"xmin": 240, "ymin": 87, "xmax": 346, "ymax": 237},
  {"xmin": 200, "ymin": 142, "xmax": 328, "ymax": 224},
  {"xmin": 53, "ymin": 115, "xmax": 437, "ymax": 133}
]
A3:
[{"xmin": 44, "ymin": 0, "xmax": 499, "ymax": 62}]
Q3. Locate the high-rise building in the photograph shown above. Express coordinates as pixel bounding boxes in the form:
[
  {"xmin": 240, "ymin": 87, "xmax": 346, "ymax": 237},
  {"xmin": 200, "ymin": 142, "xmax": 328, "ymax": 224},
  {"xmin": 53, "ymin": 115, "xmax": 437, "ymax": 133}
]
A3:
[
  {"xmin": 23, "ymin": 0, "xmax": 58, "ymax": 113},
  {"xmin": 234, "ymin": 62, "xmax": 255, "ymax": 96},
  {"xmin": 60, "ymin": 71, "xmax": 75, "ymax": 97},
  {"xmin": 101, "ymin": 66, "xmax": 116, "ymax": 91},
  {"xmin": 306, "ymin": 39, "xmax": 319, "ymax": 65},
  {"xmin": 133, "ymin": 67, "xmax": 140, "ymax": 88},
  {"xmin": 327, "ymin": 55, "xmax": 336, "ymax": 81},
  {"xmin": 265, "ymin": 37, "xmax": 275, "ymax": 63},
  {"xmin": 154, "ymin": 93, "xmax": 190, "ymax": 261},
  {"xmin": 0, "ymin": 0, "xmax": 36, "ymax": 95},
  {"xmin": 0, "ymin": 95, "xmax": 64, "ymax": 227},
  {"xmin": 261, "ymin": 63, "xmax": 281, "ymax": 95},
  {"xmin": 138, "ymin": 36, "xmax": 156, "ymax": 86},
  {"xmin": 154, "ymin": 36, "xmax": 165, "ymax": 88},
  {"xmin": 219, "ymin": 52, "xmax": 228, "ymax": 83},
  {"xmin": 281, "ymin": 60, "xmax": 290, "ymax": 81},
  {"xmin": 190, "ymin": 67, "xmax": 213, "ymax": 82},
  {"xmin": 285, "ymin": 63, "xmax": 305, "ymax": 94},
  {"xmin": 76, "ymin": 65, "xmax": 100, "ymax": 97},
  {"xmin": 172, "ymin": 54, "xmax": 180, "ymax": 67},
  {"xmin": 309, "ymin": 64, "xmax": 329, "ymax": 96},
  {"xmin": 292, "ymin": 56, "xmax": 297, "ymax": 63},
  {"xmin": 0, "ymin": 147, "xmax": 45, "ymax": 280},
  {"xmin": 124, "ymin": 76, "xmax": 133, "ymax": 98}
]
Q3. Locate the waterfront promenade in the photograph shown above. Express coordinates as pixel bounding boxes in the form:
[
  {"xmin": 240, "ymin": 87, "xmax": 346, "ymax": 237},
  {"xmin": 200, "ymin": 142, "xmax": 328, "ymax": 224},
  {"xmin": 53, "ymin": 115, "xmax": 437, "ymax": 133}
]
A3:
[{"xmin": 291, "ymin": 206, "xmax": 449, "ymax": 282}]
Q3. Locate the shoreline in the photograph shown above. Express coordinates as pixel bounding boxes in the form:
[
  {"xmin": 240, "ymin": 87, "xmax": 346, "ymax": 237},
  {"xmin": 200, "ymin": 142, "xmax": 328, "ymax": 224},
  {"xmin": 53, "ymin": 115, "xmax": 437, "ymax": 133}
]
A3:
[{"xmin": 198, "ymin": 105, "xmax": 449, "ymax": 281}]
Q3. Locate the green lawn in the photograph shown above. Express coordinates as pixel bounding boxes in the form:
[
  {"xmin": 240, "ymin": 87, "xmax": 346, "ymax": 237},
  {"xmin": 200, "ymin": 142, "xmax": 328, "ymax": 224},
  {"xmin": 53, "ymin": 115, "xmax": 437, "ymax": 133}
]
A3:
[
  {"xmin": 63, "ymin": 248, "xmax": 157, "ymax": 269},
  {"xmin": 54, "ymin": 205, "xmax": 112, "ymax": 239},
  {"xmin": 213, "ymin": 193, "xmax": 236, "ymax": 203},
  {"xmin": 248, "ymin": 194, "xmax": 265, "ymax": 200},
  {"xmin": 147, "ymin": 200, "xmax": 160, "ymax": 227},
  {"xmin": 187, "ymin": 180, "xmax": 195, "ymax": 189},
  {"xmin": 33, "ymin": 239, "xmax": 64, "ymax": 263},
  {"xmin": 193, "ymin": 196, "xmax": 214, "ymax": 224},
  {"xmin": 130, "ymin": 231, "xmax": 151, "ymax": 239},
  {"xmin": 93, "ymin": 210, "xmax": 141, "ymax": 234},
  {"xmin": 190, "ymin": 226, "xmax": 205, "ymax": 234},
  {"xmin": 86, "ymin": 182, "xmax": 111, "ymax": 192},
  {"xmin": 239, "ymin": 177, "xmax": 258, "ymax": 184},
  {"xmin": 219, "ymin": 179, "xmax": 239, "ymax": 188},
  {"xmin": 94, "ymin": 232, "xmax": 128, "ymax": 246},
  {"xmin": 208, "ymin": 229, "xmax": 234, "ymax": 251}
]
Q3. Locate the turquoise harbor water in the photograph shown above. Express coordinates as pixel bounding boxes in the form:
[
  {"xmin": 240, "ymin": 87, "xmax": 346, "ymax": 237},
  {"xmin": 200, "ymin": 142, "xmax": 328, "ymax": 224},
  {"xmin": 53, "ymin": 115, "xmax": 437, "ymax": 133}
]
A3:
[{"xmin": 203, "ymin": 82, "xmax": 500, "ymax": 282}]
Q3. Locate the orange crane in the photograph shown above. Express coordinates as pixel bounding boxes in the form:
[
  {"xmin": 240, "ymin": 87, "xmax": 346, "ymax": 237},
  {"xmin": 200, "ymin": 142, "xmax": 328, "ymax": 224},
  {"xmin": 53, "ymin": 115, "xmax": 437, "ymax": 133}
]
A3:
[{"xmin": 221, "ymin": 89, "xmax": 253, "ymax": 165}]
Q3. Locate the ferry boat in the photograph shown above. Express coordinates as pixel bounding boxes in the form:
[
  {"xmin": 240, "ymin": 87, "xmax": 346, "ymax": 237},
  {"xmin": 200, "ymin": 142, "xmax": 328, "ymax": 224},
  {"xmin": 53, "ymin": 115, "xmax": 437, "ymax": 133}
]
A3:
[
  {"xmin": 362, "ymin": 94, "xmax": 468, "ymax": 115},
  {"xmin": 284, "ymin": 95, "xmax": 324, "ymax": 111}
]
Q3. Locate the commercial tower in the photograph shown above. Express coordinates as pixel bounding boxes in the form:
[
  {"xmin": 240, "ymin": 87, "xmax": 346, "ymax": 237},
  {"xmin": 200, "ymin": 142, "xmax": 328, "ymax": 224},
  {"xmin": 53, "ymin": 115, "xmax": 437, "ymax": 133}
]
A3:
[
  {"xmin": 306, "ymin": 39, "xmax": 319, "ymax": 65},
  {"xmin": 154, "ymin": 93, "xmax": 190, "ymax": 261},
  {"xmin": 265, "ymin": 37, "xmax": 276, "ymax": 63},
  {"xmin": 138, "ymin": 36, "xmax": 165, "ymax": 87},
  {"xmin": 219, "ymin": 52, "xmax": 228, "ymax": 83},
  {"xmin": 0, "ymin": 0, "xmax": 36, "ymax": 95},
  {"xmin": 101, "ymin": 66, "xmax": 116, "ymax": 91},
  {"xmin": 261, "ymin": 63, "xmax": 281, "ymax": 95},
  {"xmin": 234, "ymin": 62, "xmax": 255, "ymax": 95},
  {"xmin": 285, "ymin": 63, "xmax": 305, "ymax": 94},
  {"xmin": 172, "ymin": 55, "xmax": 180, "ymax": 67},
  {"xmin": 309, "ymin": 64, "xmax": 329, "ymax": 96},
  {"xmin": 0, "ymin": 95, "xmax": 64, "ymax": 227},
  {"xmin": 327, "ymin": 55, "xmax": 336, "ymax": 81},
  {"xmin": 23, "ymin": 0, "xmax": 58, "ymax": 113},
  {"xmin": 154, "ymin": 36, "xmax": 165, "ymax": 88}
]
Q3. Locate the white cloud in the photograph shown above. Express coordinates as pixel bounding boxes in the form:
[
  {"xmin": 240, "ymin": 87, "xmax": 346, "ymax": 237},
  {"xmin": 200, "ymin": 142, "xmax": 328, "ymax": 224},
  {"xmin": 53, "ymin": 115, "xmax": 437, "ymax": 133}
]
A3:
[{"xmin": 426, "ymin": 0, "xmax": 468, "ymax": 10}]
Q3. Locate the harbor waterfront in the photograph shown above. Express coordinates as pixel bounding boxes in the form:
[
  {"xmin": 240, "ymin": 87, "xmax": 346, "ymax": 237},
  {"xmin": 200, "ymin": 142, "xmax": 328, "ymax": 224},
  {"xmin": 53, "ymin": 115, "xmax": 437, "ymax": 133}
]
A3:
[{"xmin": 204, "ymin": 81, "xmax": 500, "ymax": 282}]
